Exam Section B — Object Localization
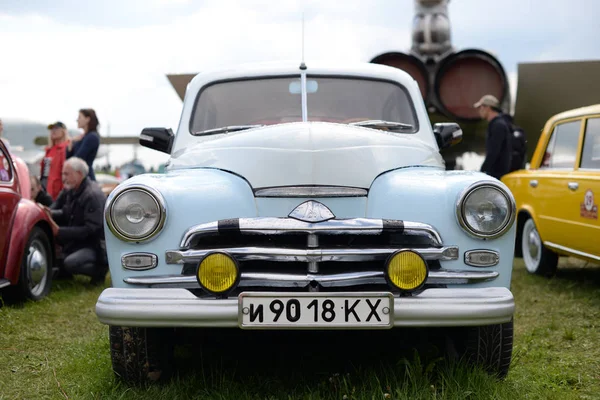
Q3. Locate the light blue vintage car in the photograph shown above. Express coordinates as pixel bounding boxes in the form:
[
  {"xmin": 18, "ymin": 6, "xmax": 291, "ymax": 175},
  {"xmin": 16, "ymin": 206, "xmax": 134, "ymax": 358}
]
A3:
[{"xmin": 95, "ymin": 61, "xmax": 516, "ymax": 382}]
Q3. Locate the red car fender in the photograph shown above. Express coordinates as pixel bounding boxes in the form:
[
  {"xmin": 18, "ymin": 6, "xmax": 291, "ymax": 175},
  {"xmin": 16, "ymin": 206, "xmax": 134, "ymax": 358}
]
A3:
[{"xmin": 4, "ymin": 200, "xmax": 56, "ymax": 284}]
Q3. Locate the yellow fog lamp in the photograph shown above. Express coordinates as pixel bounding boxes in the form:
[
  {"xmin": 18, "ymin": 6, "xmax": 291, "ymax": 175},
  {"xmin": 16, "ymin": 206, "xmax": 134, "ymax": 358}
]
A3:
[
  {"xmin": 386, "ymin": 250, "xmax": 428, "ymax": 291},
  {"xmin": 197, "ymin": 252, "xmax": 239, "ymax": 294}
]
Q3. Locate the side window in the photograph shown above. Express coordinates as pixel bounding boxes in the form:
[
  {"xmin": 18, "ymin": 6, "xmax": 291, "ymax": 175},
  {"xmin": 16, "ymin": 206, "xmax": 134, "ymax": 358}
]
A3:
[
  {"xmin": 540, "ymin": 120, "xmax": 581, "ymax": 169},
  {"xmin": 580, "ymin": 118, "xmax": 600, "ymax": 170},
  {"xmin": 0, "ymin": 147, "xmax": 13, "ymax": 182}
]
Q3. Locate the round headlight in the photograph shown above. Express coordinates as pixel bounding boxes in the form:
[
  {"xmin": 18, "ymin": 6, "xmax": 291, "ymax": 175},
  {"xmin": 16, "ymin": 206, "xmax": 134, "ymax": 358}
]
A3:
[
  {"xmin": 197, "ymin": 253, "xmax": 239, "ymax": 294},
  {"xmin": 107, "ymin": 186, "xmax": 166, "ymax": 242},
  {"xmin": 457, "ymin": 183, "xmax": 515, "ymax": 239},
  {"xmin": 386, "ymin": 250, "xmax": 428, "ymax": 291}
]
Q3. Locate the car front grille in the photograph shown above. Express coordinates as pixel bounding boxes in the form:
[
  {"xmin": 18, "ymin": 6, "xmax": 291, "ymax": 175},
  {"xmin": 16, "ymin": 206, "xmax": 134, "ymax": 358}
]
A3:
[{"xmin": 122, "ymin": 217, "xmax": 500, "ymax": 297}]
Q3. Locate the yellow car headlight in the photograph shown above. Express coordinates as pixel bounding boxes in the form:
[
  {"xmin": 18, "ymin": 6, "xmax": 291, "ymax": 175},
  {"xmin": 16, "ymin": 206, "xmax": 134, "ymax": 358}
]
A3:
[
  {"xmin": 386, "ymin": 250, "xmax": 428, "ymax": 291},
  {"xmin": 197, "ymin": 253, "xmax": 239, "ymax": 294}
]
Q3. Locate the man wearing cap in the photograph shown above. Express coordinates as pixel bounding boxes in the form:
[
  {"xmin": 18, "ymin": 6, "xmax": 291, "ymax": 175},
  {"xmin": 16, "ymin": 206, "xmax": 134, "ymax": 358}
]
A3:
[
  {"xmin": 41, "ymin": 121, "xmax": 70, "ymax": 199},
  {"xmin": 474, "ymin": 95, "xmax": 513, "ymax": 180}
]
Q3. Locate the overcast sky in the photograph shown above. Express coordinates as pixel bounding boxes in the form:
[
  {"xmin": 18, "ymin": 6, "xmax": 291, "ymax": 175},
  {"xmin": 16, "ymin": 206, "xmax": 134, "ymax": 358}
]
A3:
[{"xmin": 1, "ymin": 0, "xmax": 598, "ymax": 168}]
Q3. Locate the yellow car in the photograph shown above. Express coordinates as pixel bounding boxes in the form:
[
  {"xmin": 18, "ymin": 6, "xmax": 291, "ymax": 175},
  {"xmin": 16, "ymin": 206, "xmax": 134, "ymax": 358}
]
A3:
[{"xmin": 502, "ymin": 104, "xmax": 600, "ymax": 276}]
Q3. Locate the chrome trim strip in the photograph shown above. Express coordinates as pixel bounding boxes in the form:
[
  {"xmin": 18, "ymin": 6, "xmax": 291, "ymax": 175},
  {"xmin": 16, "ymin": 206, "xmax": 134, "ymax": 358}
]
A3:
[
  {"xmin": 0, "ymin": 279, "xmax": 11, "ymax": 289},
  {"xmin": 123, "ymin": 269, "xmax": 498, "ymax": 288},
  {"xmin": 464, "ymin": 250, "xmax": 500, "ymax": 267},
  {"xmin": 544, "ymin": 242, "xmax": 600, "ymax": 262},
  {"xmin": 239, "ymin": 271, "xmax": 385, "ymax": 288},
  {"xmin": 96, "ymin": 287, "xmax": 515, "ymax": 328},
  {"xmin": 180, "ymin": 219, "xmax": 442, "ymax": 248},
  {"xmin": 455, "ymin": 182, "xmax": 516, "ymax": 240},
  {"xmin": 255, "ymin": 186, "xmax": 368, "ymax": 198},
  {"xmin": 426, "ymin": 270, "xmax": 499, "ymax": 284},
  {"xmin": 105, "ymin": 184, "xmax": 167, "ymax": 243},
  {"xmin": 125, "ymin": 275, "xmax": 194, "ymax": 286},
  {"xmin": 166, "ymin": 246, "xmax": 459, "ymax": 264},
  {"xmin": 121, "ymin": 252, "xmax": 159, "ymax": 271}
]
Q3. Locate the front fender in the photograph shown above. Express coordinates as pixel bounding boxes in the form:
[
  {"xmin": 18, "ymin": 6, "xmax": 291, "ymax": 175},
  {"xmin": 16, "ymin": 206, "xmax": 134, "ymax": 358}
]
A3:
[
  {"xmin": 368, "ymin": 167, "xmax": 516, "ymax": 289},
  {"xmin": 516, "ymin": 204, "xmax": 538, "ymax": 226},
  {"xmin": 5, "ymin": 200, "xmax": 54, "ymax": 284},
  {"xmin": 104, "ymin": 169, "xmax": 258, "ymax": 288}
]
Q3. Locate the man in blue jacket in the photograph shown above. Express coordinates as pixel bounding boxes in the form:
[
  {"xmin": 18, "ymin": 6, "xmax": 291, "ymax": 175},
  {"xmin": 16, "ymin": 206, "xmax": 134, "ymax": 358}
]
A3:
[{"xmin": 474, "ymin": 95, "xmax": 513, "ymax": 180}]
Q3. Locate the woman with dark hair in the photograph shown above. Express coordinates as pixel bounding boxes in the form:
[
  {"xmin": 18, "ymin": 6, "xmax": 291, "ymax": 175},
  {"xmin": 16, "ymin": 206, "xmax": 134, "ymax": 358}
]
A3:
[{"xmin": 67, "ymin": 108, "xmax": 100, "ymax": 180}]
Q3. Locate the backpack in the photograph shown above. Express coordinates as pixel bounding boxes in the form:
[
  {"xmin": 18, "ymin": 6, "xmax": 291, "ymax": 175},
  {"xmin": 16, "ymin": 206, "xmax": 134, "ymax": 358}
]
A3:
[
  {"xmin": 509, "ymin": 124, "xmax": 527, "ymax": 172},
  {"xmin": 500, "ymin": 114, "xmax": 527, "ymax": 172}
]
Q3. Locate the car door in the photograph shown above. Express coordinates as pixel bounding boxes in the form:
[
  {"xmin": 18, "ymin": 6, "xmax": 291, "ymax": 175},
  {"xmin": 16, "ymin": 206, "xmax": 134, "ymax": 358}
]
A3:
[
  {"xmin": 533, "ymin": 118, "xmax": 582, "ymax": 249},
  {"xmin": 0, "ymin": 145, "xmax": 21, "ymax": 277},
  {"xmin": 565, "ymin": 116, "xmax": 600, "ymax": 259}
]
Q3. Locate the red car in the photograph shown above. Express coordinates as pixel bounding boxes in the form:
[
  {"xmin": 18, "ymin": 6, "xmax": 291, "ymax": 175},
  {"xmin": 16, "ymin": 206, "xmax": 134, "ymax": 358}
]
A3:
[{"xmin": 0, "ymin": 140, "xmax": 57, "ymax": 302}]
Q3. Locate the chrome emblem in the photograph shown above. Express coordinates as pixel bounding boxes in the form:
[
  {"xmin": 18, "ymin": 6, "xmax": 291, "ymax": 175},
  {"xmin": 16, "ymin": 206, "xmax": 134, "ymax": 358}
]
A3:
[{"xmin": 288, "ymin": 200, "xmax": 335, "ymax": 223}]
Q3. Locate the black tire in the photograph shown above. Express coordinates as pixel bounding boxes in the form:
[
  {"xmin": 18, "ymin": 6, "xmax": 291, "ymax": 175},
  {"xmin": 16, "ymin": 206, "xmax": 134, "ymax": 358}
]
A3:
[
  {"xmin": 109, "ymin": 326, "xmax": 174, "ymax": 384},
  {"xmin": 521, "ymin": 217, "xmax": 558, "ymax": 277},
  {"xmin": 454, "ymin": 320, "xmax": 514, "ymax": 379},
  {"xmin": 4, "ymin": 227, "xmax": 53, "ymax": 302},
  {"xmin": 514, "ymin": 215, "xmax": 525, "ymax": 258}
]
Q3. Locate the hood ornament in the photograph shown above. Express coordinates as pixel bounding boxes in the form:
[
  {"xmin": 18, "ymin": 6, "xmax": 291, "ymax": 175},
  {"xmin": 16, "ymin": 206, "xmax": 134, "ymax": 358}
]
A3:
[{"xmin": 289, "ymin": 200, "xmax": 335, "ymax": 223}]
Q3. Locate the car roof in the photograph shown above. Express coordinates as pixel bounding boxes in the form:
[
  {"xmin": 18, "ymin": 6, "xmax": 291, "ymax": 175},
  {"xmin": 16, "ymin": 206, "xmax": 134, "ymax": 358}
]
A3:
[
  {"xmin": 547, "ymin": 104, "xmax": 600, "ymax": 124},
  {"xmin": 184, "ymin": 61, "xmax": 419, "ymax": 99}
]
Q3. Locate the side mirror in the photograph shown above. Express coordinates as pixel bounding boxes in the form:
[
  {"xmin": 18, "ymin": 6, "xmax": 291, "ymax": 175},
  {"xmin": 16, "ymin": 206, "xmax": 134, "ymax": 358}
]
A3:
[
  {"xmin": 433, "ymin": 123, "xmax": 463, "ymax": 149},
  {"xmin": 139, "ymin": 128, "xmax": 174, "ymax": 154}
]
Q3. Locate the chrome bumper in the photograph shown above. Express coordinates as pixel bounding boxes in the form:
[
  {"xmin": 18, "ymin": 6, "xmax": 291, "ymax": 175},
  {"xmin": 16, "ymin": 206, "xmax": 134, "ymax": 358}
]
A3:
[{"xmin": 95, "ymin": 287, "xmax": 514, "ymax": 328}]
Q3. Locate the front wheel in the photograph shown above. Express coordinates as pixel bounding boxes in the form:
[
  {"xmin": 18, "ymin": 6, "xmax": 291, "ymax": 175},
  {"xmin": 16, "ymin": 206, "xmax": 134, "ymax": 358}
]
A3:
[
  {"xmin": 5, "ymin": 227, "xmax": 53, "ymax": 302},
  {"xmin": 452, "ymin": 320, "xmax": 514, "ymax": 379},
  {"xmin": 109, "ymin": 326, "xmax": 174, "ymax": 384},
  {"xmin": 521, "ymin": 218, "xmax": 558, "ymax": 276}
]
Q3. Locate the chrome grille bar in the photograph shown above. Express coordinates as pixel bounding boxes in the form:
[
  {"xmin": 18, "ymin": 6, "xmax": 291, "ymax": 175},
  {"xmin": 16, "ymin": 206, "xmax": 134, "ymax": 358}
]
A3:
[
  {"xmin": 180, "ymin": 218, "xmax": 442, "ymax": 249},
  {"xmin": 255, "ymin": 186, "xmax": 368, "ymax": 198},
  {"xmin": 123, "ymin": 269, "xmax": 498, "ymax": 288},
  {"xmin": 166, "ymin": 246, "xmax": 459, "ymax": 264}
]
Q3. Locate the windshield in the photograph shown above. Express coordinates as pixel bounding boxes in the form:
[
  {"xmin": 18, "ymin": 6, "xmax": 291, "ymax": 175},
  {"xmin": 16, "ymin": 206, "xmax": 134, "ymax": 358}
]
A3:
[{"xmin": 190, "ymin": 76, "xmax": 418, "ymax": 134}]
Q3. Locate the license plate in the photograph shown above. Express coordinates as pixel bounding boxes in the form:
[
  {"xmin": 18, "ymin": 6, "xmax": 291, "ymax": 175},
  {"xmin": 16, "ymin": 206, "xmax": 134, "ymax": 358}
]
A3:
[{"xmin": 238, "ymin": 292, "xmax": 393, "ymax": 329}]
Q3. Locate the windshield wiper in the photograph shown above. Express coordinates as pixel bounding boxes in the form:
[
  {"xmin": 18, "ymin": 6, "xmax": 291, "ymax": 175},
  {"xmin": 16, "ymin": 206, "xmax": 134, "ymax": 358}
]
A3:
[
  {"xmin": 192, "ymin": 125, "xmax": 264, "ymax": 136},
  {"xmin": 349, "ymin": 120, "xmax": 414, "ymax": 132}
]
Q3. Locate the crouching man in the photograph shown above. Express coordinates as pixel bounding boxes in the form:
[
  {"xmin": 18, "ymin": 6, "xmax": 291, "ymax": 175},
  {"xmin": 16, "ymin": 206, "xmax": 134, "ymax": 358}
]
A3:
[{"xmin": 51, "ymin": 157, "xmax": 107, "ymax": 284}]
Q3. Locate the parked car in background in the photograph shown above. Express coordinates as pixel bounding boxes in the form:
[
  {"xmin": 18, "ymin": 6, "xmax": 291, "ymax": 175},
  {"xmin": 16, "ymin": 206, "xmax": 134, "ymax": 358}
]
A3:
[
  {"xmin": 95, "ymin": 62, "xmax": 517, "ymax": 383},
  {"xmin": 0, "ymin": 141, "xmax": 57, "ymax": 302},
  {"xmin": 95, "ymin": 173, "xmax": 122, "ymax": 197},
  {"xmin": 116, "ymin": 160, "xmax": 146, "ymax": 180},
  {"xmin": 502, "ymin": 104, "xmax": 600, "ymax": 276}
]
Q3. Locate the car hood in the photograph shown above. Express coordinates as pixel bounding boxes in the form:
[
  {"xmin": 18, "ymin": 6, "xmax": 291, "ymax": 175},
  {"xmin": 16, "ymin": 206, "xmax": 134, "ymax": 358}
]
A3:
[{"xmin": 168, "ymin": 122, "xmax": 443, "ymax": 189}]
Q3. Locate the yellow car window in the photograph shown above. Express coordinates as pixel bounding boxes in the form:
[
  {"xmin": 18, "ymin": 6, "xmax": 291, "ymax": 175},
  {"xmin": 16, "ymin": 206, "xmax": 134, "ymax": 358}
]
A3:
[
  {"xmin": 581, "ymin": 118, "xmax": 600, "ymax": 169},
  {"xmin": 541, "ymin": 120, "xmax": 581, "ymax": 169}
]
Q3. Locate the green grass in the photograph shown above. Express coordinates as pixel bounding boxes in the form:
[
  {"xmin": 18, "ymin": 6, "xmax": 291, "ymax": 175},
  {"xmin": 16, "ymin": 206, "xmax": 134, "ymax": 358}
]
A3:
[{"xmin": 1, "ymin": 258, "xmax": 599, "ymax": 400}]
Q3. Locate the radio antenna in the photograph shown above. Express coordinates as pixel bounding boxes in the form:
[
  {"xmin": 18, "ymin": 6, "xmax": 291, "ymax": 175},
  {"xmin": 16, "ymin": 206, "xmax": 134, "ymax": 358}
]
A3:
[
  {"xmin": 299, "ymin": 12, "xmax": 307, "ymax": 121},
  {"xmin": 301, "ymin": 12, "xmax": 305, "ymax": 66}
]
